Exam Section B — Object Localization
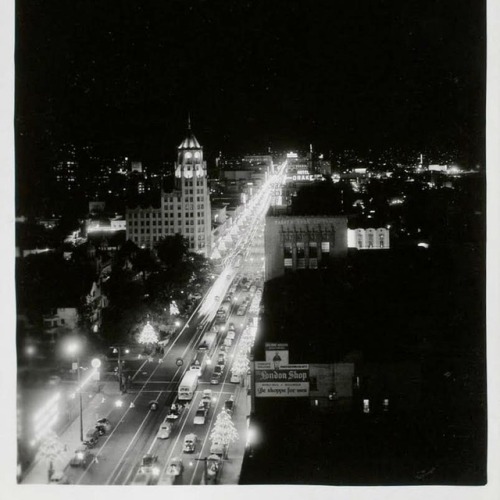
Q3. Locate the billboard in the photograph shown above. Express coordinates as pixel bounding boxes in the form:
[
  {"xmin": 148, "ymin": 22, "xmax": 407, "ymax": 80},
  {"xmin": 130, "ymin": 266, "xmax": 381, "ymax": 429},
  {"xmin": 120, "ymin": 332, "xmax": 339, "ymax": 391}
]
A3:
[
  {"xmin": 255, "ymin": 363, "xmax": 309, "ymax": 398},
  {"xmin": 265, "ymin": 342, "xmax": 289, "ymax": 367}
]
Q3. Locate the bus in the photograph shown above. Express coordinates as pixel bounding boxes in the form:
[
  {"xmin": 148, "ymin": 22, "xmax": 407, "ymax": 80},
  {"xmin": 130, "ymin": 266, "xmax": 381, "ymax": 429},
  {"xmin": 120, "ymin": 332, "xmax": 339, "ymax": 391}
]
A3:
[
  {"xmin": 215, "ymin": 301, "xmax": 231, "ymax": 324},
  {"xmin": 190, "ymin": 352, "xmax": 207, "ymax": 376},
  {"xmin": 197, "ymin": 331, "xmax": 217, "ymax": 354},
  {"xmin": 178, "ymin": 371, "xmax": 199, "ymax": 401}
]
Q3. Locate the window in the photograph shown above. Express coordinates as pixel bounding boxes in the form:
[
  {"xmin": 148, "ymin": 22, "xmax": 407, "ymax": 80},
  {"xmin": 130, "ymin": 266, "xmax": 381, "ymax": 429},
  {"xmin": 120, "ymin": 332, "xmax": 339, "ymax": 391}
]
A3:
[
  {"xmin": 296, "ymin": 242, "xmax": 305, "ymax": 258},
  {"xmin": 368, "ymin": 233, "xmax": 374, "ymax": 248},
  {"xmin": 309, "ymin": 242, "xmax": 318, "ymax": 258},
  {"xmin": 284, "ymin": 258, "xmax": 292, "ymax": 268},
  {"xmin": 321, "ymin": 241, "xmax": 330, "ymax": 252},
  {"xmin": 284, "ymin": 243, "xmax": 293, "ymax": 258}
]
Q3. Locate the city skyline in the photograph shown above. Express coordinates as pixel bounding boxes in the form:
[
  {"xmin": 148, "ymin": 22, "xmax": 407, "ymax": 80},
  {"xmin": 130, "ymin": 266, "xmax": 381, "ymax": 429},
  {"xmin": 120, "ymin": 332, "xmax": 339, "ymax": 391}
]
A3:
[{"xmin": 16, "ymin": 1, "xmax": 485, "ymax": 204}]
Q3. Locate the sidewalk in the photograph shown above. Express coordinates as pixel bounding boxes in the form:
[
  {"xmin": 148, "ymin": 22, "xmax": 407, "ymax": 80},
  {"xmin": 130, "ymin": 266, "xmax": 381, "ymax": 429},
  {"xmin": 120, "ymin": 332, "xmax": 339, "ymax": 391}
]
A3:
[
  {"xmin": 218, "ymin": 382, "xmax": 250, "ymax": 485},
  {"xmin": 21, "ymin": 379, "xmax": 125, "ymax": 484}
]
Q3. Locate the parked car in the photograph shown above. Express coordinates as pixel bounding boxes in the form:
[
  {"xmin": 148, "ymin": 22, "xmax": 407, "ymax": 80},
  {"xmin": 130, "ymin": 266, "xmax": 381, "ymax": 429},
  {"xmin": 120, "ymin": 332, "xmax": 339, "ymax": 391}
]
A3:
[
  {"xmin": 210, "ymin": 372, "xmax": 221, "ymax": 385},
  {"xmin": 193, "ymin": 405, "xmax": 208, "ymax": 425},
  {"xmin": 213, "ymin": 365, "xmax": 223, "ymax": 375},
  {"xmin": 230, "ymin": 373, "xmax": 240, "ymax": 384},
  {"xmin": 205, "ymin": 454, "xmax": 222, "ymax": 484},
  {"xmin": 210, "ymin": 440, "xmax": 225, "ymax": 456},
  {"xmin": 157, "ymin": 420, "xmax": 172, "ymax": 439},
  {"xmin": 223, "ymin": 337, "xmax": 233, "ymax": 347},
  {"xmin": 69, "ymin": 447, "xmax": 91, "ymax": 467},
  {"xmin": 183, "ymin": 433, "xmax": 198, "ymax": 453},
  {"xmin": 95, "ymin": 418, "xmax": 112, "ymax": 435},
  {"xmin": 224, "ymin": 395, "xmax": 235, "ymax": 415},
  {"xmin": 226, "ymin": 330, "xmax": 235, "ymax": 341}
]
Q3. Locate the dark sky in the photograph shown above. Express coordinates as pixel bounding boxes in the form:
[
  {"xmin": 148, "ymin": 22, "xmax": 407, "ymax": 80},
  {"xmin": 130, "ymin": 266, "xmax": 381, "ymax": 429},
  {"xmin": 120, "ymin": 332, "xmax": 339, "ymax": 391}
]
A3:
[{"xmin": 16, "ymin": 0, "xmax": 485, "ymax": 179}]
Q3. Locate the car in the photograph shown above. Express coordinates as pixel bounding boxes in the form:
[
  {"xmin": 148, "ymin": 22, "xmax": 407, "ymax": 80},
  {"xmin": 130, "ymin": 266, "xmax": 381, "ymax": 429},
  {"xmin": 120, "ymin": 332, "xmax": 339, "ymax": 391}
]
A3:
[
  {"xmin": 95, "ymin": 418, "xmax": 112, "ymax": 435},
  {"xmin": 210, "ymin": 372, "xmax": 221, "ymax": 385},
  {"xmin": 224, "ymin": 395, "xmax": 235, "ymax": 415},
  {"xmin": 223, "ymin": 337, "xmax": 233, "ymax": 347},
  {"xmin": 69, "ymin": 447, "xmax": 91, "ymax": 467},
  {"xmin": 214, "ymin": 295, "xmax": 220, "ymax": 301},
  {"xmin": 230, "ymin": 373, "xmax": 240, "ymax": 384},
  {"xmin": 149, "ymin": 400, "xmax": 159, "ymax": 411},
  {"xmin": 165, "ymin": 457, "xmax": 184, "ymax": 477},
  {"xmin": 193, "ymin": 405, "xmax": 208, "ymax": 425},
  {"xmin": 47, "ymin": 375, "xmax": 62, "ymax": 386},
  {"xmin": 201, "ymin": 389, "xmax": 212, "ymax": 408},
  {"xmin": 205, "ymin": 454, "xmax": 222, "ymax": 484},
  {"xmin": 228, "ymin": 322, "xmax": 236, "ymax": 331},
  {"xmin": 213, "ymin": 364, "xmax": 223, "ymax": 375},
  {"xmin": 210, "ymin": 440, "xmax": 225, "ymax": 456},
  {"xmin": 237, "ymin": 307, "xmax": 246, "ymax": 316},
  {"xmin": 226, "ymin": 330, "xmax": 235, "ymax": 340},
  {"xmin": 134, "ymin": 454, "xmax": 161, "ymax": 485},
  {"xmin": 157, "ymin": 420, "xmax": 172, "ymax": 439},
  {"xmin": 50, "ymin": 472, "xmax": 70, "ymax": 484},
  {"xmin": 183, "ymin": 433, "xmax": 198, "ymax": 453},
  {"xmin": 166, "ymin": 402, "xmax": 183, "ymax": 420},
  {"xmin": 191, "ymin": 292, "xmax": 202, "ymax": 300},
  {"xmin": 83, "ymin": 428, "xmax": 100, "ymax": 448},
  {"xmin": 217, "ymin": 353, "xmax": 226, "ymax": 367},
  {"xmin": 219, "ymin": 344, "xmax": 229, "ymax": 353}
]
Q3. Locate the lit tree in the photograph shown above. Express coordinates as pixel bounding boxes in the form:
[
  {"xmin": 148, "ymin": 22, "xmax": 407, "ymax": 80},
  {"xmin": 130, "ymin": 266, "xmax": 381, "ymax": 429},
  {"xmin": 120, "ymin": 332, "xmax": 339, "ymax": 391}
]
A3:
[
  {"xmin": 231, "ymin": 354, "xmax": 250, "ymax": 385},
  {"xmin": 138, "ymin": 321, "xmax": 158, "ymax": 346},
  {"xmin": 209, "ymin": 409, "xmax": 239, "ymax": 458},
  {"xmin": 169, "ymin": 301, "xmax": 179, "ymax": 316},
  {"xmin": 36, "ymin": 430, "xmax": 66, "ymax": 483}
]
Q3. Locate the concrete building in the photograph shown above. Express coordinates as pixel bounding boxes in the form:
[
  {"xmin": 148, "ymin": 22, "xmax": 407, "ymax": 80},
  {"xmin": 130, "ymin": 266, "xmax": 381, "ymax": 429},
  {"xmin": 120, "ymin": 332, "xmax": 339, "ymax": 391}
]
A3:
[
  {"xmin": 125, "ymin": 122, "xmax": 212, "ymax": 256},
  {"xmin": 264, "ymin": 213, "xmax": 348, "ymax": 281}
]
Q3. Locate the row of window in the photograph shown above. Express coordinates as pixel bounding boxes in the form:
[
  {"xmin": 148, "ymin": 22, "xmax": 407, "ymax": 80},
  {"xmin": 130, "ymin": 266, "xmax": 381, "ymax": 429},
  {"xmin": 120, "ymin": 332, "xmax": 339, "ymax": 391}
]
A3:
[
  {"xmin": 132, "ymin": 235, "xmax": 206, "ymax": 245},
  {"xmin": 183, "ymin": 177, "xmax": 204, "ymax": 185},
  {"xmin": 283, "ymin": 241, "xmax": 330, "ymax": 259},
  {"xmin": 284, "ymin": 257, "xmax": 320, "ymax": 270},
  {"xmin": 183, "ymin": 189, "xmax": 206, "ymax": 195},
  {"xmin": 127, "ymin": 208, "xmax": 206, "ymax": 221},
  {"xmin": 129, "ymin": 219, "xmax": 205, "ymax": 226}
]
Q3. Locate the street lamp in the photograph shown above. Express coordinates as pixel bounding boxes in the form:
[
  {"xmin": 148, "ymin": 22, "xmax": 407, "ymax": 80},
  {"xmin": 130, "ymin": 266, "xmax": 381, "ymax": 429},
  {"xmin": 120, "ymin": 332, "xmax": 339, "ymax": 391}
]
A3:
[
  {"xmin": 111, "ymin": 346, "xmax": 130, "ymax": 393},
  {"xmin": 66, "ymin": 341, "xmax": 83, "ymax": 443}
]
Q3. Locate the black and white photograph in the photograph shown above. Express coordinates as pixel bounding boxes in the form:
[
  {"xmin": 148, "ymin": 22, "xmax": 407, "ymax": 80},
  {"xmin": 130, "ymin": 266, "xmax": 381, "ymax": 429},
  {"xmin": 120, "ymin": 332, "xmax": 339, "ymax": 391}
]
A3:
[{"xmin": 4, "ymin": 0, "xmax": 498, "ymax": 497}]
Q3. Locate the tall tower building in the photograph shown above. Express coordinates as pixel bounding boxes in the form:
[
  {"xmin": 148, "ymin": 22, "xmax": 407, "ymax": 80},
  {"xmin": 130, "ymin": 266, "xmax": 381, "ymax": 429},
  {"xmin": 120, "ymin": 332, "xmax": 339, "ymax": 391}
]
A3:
[{"xmin": 126, "ymin": 120, "xmax": 212, "ymax": 256}]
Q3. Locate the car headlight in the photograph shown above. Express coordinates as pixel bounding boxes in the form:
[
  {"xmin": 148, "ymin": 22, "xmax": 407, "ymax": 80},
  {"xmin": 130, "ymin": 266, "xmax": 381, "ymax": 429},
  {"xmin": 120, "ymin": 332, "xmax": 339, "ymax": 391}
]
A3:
[{"xmin": 152, "ymin": 467, "xmax": 160, "ymax": 475}]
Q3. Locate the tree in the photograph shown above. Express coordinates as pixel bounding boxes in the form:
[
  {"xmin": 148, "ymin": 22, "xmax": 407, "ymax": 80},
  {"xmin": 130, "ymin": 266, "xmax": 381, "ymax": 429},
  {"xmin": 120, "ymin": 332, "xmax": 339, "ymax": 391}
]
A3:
[
  {"xmin": 138, "ymin": 321, "xmax": 158, "ymax": 346},
  {"xmin": 231, "ymin": 354, "xmax": 250, "ymax": 385},
  {"xmin": 209, "ymin": 410, "xmax": 239, "ymax": 459},
  {"xmin": 36, "ymin": 430, "xmax": 66, "ymax": 483}
]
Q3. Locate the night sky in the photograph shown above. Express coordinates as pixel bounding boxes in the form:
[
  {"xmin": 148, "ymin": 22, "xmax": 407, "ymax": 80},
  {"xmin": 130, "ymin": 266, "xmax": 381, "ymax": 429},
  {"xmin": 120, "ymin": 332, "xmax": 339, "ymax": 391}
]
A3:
[{"xmin": 16, "ymin": 0, "xmax": 485, "ymax": 188}]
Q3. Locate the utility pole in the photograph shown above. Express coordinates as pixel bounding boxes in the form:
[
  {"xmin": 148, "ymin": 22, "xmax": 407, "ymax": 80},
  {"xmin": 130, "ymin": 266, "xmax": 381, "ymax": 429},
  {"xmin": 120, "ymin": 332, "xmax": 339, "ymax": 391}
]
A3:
[
  {"xmin": 112, "ymin": 346, "xmax": 129, "ymax": 393},
  {"xmin": 76, "ymin": 354, "xmax": 83, "ymax": 442}
]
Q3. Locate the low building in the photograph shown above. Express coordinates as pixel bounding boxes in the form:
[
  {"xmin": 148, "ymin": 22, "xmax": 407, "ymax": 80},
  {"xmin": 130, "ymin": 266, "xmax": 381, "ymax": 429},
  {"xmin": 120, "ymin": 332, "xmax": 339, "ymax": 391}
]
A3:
[{"xmin": 264, "ymin": 213, "xmax": 348, "ymax": 281}]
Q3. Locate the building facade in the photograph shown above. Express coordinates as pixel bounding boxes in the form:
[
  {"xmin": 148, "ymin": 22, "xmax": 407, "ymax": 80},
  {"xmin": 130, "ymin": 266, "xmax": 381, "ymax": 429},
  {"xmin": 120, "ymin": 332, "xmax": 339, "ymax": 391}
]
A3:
[
  {"xmin": 264, "ymin": 214, "xmax": 348, "ymax": 281},
  {"xmin": 126, "ymin": 125, "xmax": 212, "ymax": 256}
]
